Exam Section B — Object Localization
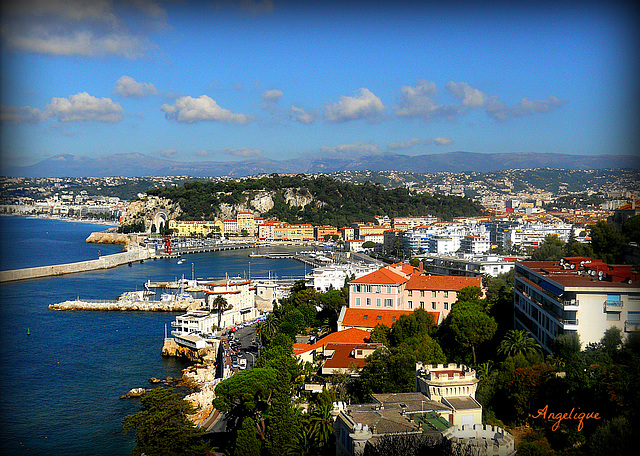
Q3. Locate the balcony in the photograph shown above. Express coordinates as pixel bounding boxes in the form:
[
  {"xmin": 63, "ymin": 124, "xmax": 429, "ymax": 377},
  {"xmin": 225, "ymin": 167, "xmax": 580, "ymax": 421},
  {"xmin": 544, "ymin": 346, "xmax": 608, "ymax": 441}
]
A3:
[
  {"xmin": 625, "ymin": 321, "xmax": 640, "ymax": 332},
  {"xmin": 562, "ymin": 319, "xmax": 579, "ymax": 330},
  {"xmin": 563, "ymin": 299, "xmax": 580, "ymax": 310},
  {"xmin": 604, "ymin": 300, "xmax": 623, "ymax": 312}
]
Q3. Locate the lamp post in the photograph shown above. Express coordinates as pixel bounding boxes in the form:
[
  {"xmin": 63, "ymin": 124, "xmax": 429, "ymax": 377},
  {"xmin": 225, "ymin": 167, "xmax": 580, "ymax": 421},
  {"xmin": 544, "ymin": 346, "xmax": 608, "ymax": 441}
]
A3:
[{"xmin": 191, "ymin": 263, "xmax": 194, "ymax": 281}]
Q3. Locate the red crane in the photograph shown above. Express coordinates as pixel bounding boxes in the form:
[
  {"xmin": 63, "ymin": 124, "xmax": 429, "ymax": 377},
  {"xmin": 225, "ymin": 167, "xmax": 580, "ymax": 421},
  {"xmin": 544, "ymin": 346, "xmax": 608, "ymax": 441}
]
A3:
[{"xmin": 163, "ymin": 235, "xmax": 171, "ymax": 255}]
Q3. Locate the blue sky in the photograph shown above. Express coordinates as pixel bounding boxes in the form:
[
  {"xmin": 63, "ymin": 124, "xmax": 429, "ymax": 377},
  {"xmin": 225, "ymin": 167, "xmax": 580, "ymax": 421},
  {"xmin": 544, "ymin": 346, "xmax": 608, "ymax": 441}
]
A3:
[{"xmin": 1, "ymin": 0, "xmax": 638, "ymax": 169}]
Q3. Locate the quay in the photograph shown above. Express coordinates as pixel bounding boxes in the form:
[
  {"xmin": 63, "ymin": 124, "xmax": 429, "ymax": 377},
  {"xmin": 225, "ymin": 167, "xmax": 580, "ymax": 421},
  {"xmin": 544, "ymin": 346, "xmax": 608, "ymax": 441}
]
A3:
[
  {"xmin": 0, "ymin": 247, "xmax": 153, "ymax": 283},
  {"xmin": 162, "ymin": 242, "xmax": 255, "ymax": 258}
]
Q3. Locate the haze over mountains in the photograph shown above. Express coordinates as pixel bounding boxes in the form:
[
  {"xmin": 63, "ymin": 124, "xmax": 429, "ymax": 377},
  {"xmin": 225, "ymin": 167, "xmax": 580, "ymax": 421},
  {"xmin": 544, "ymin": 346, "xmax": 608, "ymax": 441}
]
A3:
[{"xmin": 3, "ymin": 152, "xmax": 639, "ymax": 178}]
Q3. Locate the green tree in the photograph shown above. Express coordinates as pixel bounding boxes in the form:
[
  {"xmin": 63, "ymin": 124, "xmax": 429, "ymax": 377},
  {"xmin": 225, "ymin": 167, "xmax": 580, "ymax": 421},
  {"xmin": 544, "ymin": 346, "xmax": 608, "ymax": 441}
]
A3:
[
  {"xmin": 122, "ymin": 388, "xmax": 210, "ymax": 456},
  {"xmin": 369, "ymin": 323, "xmax": 391, "ymax": 346},
  {"xmin": 531, "ymin": 234, "xmax": 565, "ymax": 261},
  {"xmin": 497, "ymin": 330, "xmax": 541, "ymax": 358},
  {"xmin": 264, "ymin": 370, "xmax": 297, "ymax": 456},
  {"xmin": 449, "ymin": 302, "xmax": 497, "ymax": 364},
  {"xmin": 212, "ymin": 295, "xmax": 233, "ymax": 329},
  {"xmin": 309, "ymin": 402, "xmax": 335, "ymax": 453},
  {"xmin": 622, "ymin": 215, "xmax": 640, "ymax": 245},
  {"xmin": 234, "ymin": 417, "xmax": 261, "ymax": 456},
  {"xmin": 590, "ymin": 220, "xmax": 626, "ymax": 264}
]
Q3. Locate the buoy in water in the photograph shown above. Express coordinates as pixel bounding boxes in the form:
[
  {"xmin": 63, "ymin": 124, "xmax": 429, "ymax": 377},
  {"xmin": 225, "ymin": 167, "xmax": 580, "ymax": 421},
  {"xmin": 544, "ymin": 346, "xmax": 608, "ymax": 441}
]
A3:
[{"xmin": 27, "ymin": 328, "xmax": 30, "ymax": 336}]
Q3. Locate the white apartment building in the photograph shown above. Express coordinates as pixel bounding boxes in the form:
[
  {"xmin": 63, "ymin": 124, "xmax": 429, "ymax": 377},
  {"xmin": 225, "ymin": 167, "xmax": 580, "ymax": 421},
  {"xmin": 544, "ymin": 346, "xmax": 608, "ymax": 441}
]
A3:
[
  {"xmin": 460, "ymin": 234, "xmax": 491, "ymax": 254},
  {"xmin": 419, "ymin": 254, "xmax": 521, "ymax": 278},
  {"xmin": 501, "ymin": 222, "xmax": 573, "ymax": 250},
  {"xmin": 305, "ymin": 263, "xmax": 380, "ymax": 292},
  {"xmin": 514, "ymin": 258, "xmax": 640, "ymax": 353}
]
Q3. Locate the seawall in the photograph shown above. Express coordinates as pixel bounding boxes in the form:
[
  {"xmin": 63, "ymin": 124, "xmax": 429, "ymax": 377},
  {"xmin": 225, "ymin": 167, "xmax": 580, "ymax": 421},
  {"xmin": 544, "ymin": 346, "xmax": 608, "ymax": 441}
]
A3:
[{"xmin": 0, "ymin": 247, "xmax": 154, "ymax": 283}]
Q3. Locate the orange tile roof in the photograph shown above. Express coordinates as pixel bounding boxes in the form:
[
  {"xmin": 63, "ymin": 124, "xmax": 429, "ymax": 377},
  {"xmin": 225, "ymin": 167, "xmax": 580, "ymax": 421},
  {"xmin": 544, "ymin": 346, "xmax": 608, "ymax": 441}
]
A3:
[
  {"xmin": 405, "ymin": 275, "xmax": 481, "ymax": 291},
  {"xmin": 350, "ymin": 267, "xmax": 408, "ymax": 285},
  {"xmin": 341, "ymin": 308, "xmax": 439, "ymax": 329},
  {"xmin": 322, "ymin": 343, "xmax": 383, "ymax": 371},
  {"xmin": 293, "ymin": 328, "xmax": 371, "ymax": 355}
]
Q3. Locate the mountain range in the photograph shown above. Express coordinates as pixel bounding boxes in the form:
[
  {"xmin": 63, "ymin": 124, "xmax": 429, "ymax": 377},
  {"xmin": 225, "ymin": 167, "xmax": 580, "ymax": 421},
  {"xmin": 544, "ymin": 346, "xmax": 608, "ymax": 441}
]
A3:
[{"xmin": 3, "ymin": 152, "xmax": 639, "ymax": 178}]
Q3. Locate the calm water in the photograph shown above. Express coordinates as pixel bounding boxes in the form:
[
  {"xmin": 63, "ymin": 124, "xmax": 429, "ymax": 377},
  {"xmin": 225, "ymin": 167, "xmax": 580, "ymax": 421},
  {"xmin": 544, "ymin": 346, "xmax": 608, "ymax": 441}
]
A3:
[{"xmin": 0, "ymin": 216, "xmax": 305, "ymax": 456}]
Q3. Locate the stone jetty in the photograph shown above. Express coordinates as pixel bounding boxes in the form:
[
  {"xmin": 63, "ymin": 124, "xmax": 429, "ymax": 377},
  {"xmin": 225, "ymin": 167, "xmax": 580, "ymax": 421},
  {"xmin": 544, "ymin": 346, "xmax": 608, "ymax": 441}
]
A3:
[{"xmin": 49, "ymin": 298, "xmax": 205, "ymax": 312}]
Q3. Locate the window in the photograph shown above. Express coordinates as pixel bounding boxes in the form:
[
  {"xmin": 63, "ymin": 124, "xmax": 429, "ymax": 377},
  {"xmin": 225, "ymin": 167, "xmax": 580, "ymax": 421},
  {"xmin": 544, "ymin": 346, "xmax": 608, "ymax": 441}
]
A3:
[
  {"xmin": 444, "ymin": 302, "xmax": 449, "ymax": 310},
  {"xmin": 377, "ymin": 286, "xmax": 381, "ymax": 293},
  {"xmin": 432, "ymin": 302, "xmax": 436, "ymax": 310},
  {"xmin": 444, "ymin": 291, "xmax": 449, "ymax": 298},
  {"xmin": 363, "ymin": 315, "xmax": 368, "ymax": 320},
  {"xmin": 387, "ymin": 286, "xmax": 392, "ymax": 294},
  {"xmin": 420, "ymin": 290, "xmax": 425, "ymax": 297},
  {"xmin": 606, "ymin": 311, "xmax": 620, "ymax": 321},
  {"xmin": 431, "ymin": 291, "xmax": 436, "ymax": 297},
  {"xmin": 355, "ymin": 297, "xmax": 361, "ymax": 306},
  {"xmin": 409, "ymin": 301, "xmax": 413, "ymax": 309},
  {"xmin": 366, "ymin": 298, "xmax": 371, "ymax": 306},
  {"xmin": 420, "ymin": 301, "xmax": 424, "ymax": 309},
  {"xmin": 376, "ymin": 315, "xmax": 382, "ymax": 320},
  {"xmin": 385, "ymin": 299, "xmax": 393, "ymax": 307},
  {"xmin": 392, "ymin": 316, "xmax": 396, "ymax": 321},
  {"xmin": 408, "ymin": 290, "xmax": 413, "ymax": 297},
  {"xmin": 376, "ymin": 298, "xmax": 381, "ymax": 307}
]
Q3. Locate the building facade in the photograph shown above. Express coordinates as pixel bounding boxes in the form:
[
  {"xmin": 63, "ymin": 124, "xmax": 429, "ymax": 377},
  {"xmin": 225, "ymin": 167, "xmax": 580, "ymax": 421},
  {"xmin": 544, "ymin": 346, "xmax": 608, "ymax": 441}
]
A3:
[{"xmin": 514, "ymin": 258, "xmax": 640, "ymax": 352}]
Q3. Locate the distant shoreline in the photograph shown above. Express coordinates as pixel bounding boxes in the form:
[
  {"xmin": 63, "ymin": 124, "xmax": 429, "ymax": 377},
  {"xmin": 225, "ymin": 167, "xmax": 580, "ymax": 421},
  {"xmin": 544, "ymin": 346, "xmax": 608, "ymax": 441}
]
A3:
[{"xmin": 0, "ymin": 213, "xmax": 119, "ymax": 227}]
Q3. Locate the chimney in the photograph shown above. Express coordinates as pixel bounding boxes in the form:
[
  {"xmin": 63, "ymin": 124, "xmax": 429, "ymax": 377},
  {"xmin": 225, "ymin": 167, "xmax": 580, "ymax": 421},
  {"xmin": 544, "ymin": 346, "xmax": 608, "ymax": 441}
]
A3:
[{"xmin": 419, "ymin": 261, "xmax": 424, "ymax": 274}]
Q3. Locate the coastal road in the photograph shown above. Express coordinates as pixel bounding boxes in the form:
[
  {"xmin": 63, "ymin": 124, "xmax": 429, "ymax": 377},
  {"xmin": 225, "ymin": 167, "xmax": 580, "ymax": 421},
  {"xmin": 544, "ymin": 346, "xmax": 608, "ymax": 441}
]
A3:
[{"xmin": 229, "ymin": 322, "xmax": 259, "ymax": 369}]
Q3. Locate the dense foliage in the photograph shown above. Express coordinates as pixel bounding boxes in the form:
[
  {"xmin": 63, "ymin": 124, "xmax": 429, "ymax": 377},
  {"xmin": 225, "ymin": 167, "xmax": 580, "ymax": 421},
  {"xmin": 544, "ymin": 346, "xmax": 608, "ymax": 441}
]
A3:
[
  {"xmin": 145, "ymin": 175, "xmax": 486, "ymax": 224},
  {"xmin": 121, "ymin": 388, "xmax": 210, "ymax": 456}
]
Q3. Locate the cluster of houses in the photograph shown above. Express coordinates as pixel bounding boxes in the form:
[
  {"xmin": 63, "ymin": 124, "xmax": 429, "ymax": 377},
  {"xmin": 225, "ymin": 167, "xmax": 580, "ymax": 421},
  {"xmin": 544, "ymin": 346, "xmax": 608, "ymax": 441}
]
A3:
[
  {"xmin": 166, "ymin": 211, "xmax": 593, "ymax": 261},
  {"xmin": 165, "ymin": 250, "xmax": 637, "ymax": 455}
]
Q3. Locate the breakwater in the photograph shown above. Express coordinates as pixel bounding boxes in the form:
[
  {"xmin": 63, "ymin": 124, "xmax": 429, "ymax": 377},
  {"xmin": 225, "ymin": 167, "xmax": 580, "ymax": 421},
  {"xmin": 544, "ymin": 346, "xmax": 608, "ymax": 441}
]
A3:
[
  {"xmin": 0, "ymin": 247, "xmax": 153, "ymax": 282},
  {"xmin": 49, "ymin": 297, "xmax": 205, "ymax": 311}
]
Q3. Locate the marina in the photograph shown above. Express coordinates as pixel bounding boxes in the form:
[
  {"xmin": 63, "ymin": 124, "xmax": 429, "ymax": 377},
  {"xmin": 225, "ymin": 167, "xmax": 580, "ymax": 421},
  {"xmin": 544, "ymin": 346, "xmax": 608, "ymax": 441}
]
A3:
[{"xmin": 0, "ymin": 216, "xmax": 307, "ymax": 456}]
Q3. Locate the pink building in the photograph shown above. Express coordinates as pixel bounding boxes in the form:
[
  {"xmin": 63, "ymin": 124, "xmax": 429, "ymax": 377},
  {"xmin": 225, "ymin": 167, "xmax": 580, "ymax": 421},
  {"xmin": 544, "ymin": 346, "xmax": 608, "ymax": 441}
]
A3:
[
  {"xmin": 405, "ymin": 275, "xmax": 482, "ymax": 319},
  {"xmin": 345, "ymin": 263, "xmax": 484, "ymax": 326}
]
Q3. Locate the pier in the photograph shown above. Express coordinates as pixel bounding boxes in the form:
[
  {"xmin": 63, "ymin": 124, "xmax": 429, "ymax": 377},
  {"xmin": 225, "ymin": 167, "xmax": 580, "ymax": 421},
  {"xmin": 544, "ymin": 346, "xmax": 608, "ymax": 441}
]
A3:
[
  {"xmin": 162, "ymin": 242, "xmax": 255, "ymax": 258},
  {"xmin": 0, "ymin": 247, "xmax": 153, "ymax": 283}
]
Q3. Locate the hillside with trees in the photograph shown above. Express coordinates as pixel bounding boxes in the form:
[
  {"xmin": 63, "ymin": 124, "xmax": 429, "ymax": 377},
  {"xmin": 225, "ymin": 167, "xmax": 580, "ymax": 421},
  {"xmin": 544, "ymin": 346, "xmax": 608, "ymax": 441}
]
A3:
[{"xmin": 145, "ymin": 174, "xmax": 486, "ymax": 225}]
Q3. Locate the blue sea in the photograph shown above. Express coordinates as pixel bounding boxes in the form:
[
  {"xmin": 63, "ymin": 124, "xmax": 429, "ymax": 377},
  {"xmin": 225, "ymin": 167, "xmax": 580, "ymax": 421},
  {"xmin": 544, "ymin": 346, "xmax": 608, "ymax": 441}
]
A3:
[{"xmin": 0, "ymin": 216, "xmax": 306, "ymax": 456}]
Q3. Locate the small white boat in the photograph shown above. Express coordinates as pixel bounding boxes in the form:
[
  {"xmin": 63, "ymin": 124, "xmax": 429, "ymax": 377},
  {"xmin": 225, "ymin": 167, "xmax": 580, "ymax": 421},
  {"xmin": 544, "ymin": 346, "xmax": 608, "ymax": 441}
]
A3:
[{"xmin": 177, "ymin": 259, "xmax": 185, "ymax": 265}]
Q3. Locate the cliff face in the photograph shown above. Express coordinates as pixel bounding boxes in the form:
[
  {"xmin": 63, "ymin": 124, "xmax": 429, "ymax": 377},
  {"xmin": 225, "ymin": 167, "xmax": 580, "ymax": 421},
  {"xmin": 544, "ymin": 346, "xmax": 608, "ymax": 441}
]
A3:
[
  {"xmin": 120, "ymin": 196, "xmax": 182, "ymax": 231},
  {"xmin": 121, "ymin": 188, "xmax": 320, "ymax": 228}
]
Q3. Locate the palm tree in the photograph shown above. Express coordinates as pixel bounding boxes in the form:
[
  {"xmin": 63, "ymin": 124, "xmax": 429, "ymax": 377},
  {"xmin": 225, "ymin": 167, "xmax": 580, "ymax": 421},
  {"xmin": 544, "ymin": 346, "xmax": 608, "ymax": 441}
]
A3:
[
  {"xmin": 497, "ymin": 329, "xmax": 541, "ymax": 358},
  {"xmin": 212, "ymin": 295, "xmax": 233, "ymax": 329},
  {"xmin": 309, "ymin": 402, "xmax": 334, "ymax": 451}
]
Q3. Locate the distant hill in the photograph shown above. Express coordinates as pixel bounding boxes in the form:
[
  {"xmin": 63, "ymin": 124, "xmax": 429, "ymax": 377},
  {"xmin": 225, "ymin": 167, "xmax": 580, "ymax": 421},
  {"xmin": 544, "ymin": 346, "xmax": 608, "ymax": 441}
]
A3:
[{"xmin": 4, "ymin": 152, "xmax": 638, "ymax": 178}]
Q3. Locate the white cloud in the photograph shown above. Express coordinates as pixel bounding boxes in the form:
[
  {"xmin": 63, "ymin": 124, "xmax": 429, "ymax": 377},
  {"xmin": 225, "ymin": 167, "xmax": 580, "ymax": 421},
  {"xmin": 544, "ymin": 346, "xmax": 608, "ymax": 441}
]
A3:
[
  {"xmin": 445, "ymin": 81, "xmax": 489, "ymax": 108},
  {"xmin": 161, "ymin": 95, "xmax": 251, "ymax": 124},
  {"xmin": 486, "ymin": 95, "xmax": 565, "ymax": 121},
  {"xmin": 222, "ymin": 147, "xmax": 262, "ymax": 158},
  {"xmin": 2, "ymin": 0, "xmax": 162, "ymax": 58},
  {"xmin": 261, "ymin": 89, "xmax": 283, "ymax": 101},
  {"xmin": 193, "ymin": 150, "xmax": 211, "ymax": 157},
  {"xmin": 156, "ymin": 149, "xmax": 178, "ymax": 158},
  {"xmin": 394, "ymin": 79, "xmax": 460, "ymax": 119},
  {"xmin": 45, "ymin": 92, "xmax": 123, "ymax": 122},
  {"xmin": 321, "ymin": 142, "xmax": 380, "ymax": 157},
  {"xmin": 114, "ymin": 75, "xmax": 158, "ymax": 98},
  {"xmin": 0, "ymin": 104, "xmax": 47, "ymax": 123},
  {"xmin": 432, "ymin": 137, "xmax": 453, "ymax": 145},
  {"xmin": 325, "ymin": 88, "xmax": 385, "ymax": 122},
  {"xmin": 5, "ymin": 0, "xmax": 118, "ymax": 23},
  {"xmin": 4, "ymin": 30, "xmax": 150, "ymax": 58},
  {"xmin": 289, "ymin": 105, "xmax": 315, "ymax": 124},
  {"xmin": 386, "ymin": 138, "xmax": 421, "ymax": 151}
]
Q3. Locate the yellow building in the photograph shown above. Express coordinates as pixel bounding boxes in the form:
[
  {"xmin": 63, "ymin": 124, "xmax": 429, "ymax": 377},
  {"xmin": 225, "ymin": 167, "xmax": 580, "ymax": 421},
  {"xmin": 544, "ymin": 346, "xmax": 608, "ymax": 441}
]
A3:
[
  {"xmin": 237, "ymin": 212, "xmax": 256, "ymax": 235},
  {"xmin": 168, "ymin": 219, "xmax": 224, "ymax": 237}
]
